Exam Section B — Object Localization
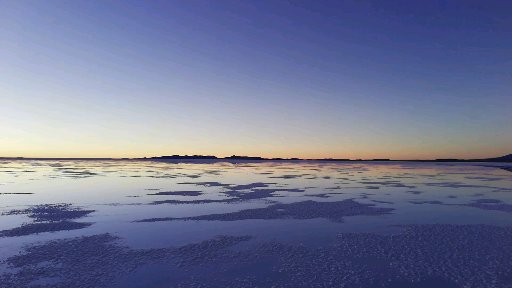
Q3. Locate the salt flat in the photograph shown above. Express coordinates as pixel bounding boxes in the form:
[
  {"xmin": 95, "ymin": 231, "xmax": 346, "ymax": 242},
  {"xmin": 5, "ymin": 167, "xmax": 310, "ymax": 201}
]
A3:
[{"xmin": 1, "ymin": 160, "xmax": 512, "ymax": 287}]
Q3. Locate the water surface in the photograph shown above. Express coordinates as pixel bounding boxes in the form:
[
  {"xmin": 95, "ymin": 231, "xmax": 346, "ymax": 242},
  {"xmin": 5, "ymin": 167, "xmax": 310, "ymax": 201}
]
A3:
[{"xmin": 1, "ymin": 160, "xmax": 511, "ymax": 287}]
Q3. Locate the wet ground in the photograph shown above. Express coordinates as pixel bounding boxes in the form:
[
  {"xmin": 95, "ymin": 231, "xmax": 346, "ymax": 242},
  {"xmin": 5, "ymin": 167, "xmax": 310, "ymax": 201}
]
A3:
[{"xmin": 1, "ymin": 160, "xmax": 511, "ymax": 287}]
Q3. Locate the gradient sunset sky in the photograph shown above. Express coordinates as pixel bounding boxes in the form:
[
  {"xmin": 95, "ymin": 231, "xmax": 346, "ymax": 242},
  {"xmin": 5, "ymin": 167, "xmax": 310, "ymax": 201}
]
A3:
[{"xmin": 1, "ymin": 0, "xmax": 511, "ymax": 159}]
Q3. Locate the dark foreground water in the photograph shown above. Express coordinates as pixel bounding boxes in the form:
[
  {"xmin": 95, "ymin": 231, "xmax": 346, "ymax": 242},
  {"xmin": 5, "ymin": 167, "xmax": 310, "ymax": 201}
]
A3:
[{"xmin": 1, "ymin": 160, "xmax": 512, "ymax": 288}]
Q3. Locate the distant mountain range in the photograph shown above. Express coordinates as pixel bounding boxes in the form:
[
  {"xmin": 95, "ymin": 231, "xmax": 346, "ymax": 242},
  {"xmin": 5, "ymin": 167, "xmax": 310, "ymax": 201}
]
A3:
[
  {"xmin": 1, "ymin": 154, "xmax": 511, "ymax": 162},
  {"xmin": 147, "ymin": 154, "xmax": 512, "ymax": 163}
]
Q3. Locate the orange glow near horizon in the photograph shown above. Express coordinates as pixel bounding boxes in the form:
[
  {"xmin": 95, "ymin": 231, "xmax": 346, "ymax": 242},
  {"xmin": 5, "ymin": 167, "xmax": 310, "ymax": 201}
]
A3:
[{"xmin": 1, "ymin": 142, "xmax": 510, "ymax": 160}]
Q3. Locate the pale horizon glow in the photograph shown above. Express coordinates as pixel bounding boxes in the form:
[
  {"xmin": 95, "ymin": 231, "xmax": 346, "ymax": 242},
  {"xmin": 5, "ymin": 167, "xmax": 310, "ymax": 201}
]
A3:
[{"xmin": 1, "ymin": 1, "xmax": 511, "ymax": 160}]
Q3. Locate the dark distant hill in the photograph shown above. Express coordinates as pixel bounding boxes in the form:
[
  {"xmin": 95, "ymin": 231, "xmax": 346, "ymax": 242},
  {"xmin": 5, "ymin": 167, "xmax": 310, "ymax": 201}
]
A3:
[
  {"xmin": 479, "ymin": 154, "xmax": 512, "ymax": 162},
  {"xmin": 151, "ymin": 155, "xmax": 217, "ymax": 160},
  {"xmin": 224, "ymin": 155, "xmax": 264, "ymax": 160}
]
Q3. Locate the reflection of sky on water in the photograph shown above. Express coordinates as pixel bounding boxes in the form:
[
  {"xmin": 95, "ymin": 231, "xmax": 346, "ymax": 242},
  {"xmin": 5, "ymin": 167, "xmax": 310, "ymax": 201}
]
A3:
[
  {"xmin": 1, "ymin": 160, "xmax": 512, "ymax": 235},
  {"xmin": 1, "ymin": 160, "xmax": 512, "ymax": 287}
]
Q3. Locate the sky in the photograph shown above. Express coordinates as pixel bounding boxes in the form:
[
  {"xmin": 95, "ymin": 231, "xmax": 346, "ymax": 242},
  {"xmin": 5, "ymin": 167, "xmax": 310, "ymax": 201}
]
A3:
[{"xmin": 1, "ymin": 0, "xmax": 511, "ymax": 159}]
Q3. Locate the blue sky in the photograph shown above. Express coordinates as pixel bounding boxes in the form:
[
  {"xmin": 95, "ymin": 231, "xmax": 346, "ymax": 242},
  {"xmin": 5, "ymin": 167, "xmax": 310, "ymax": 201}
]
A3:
[{"xmin": 1, "ymin": 0, "xmax": 511, "ymax": 159}]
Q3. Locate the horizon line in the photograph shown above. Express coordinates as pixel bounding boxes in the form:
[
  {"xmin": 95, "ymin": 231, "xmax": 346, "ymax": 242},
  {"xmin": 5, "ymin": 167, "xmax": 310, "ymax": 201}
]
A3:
[{"xmin": 1, "ymin": 153, "xmax": 510, "ymax": 163}]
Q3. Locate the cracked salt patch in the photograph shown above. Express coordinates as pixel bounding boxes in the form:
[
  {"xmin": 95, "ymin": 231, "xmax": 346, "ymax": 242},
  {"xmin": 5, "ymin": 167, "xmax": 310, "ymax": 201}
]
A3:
[
  {"xmin": 147, "ymin": 191, "xmax": 203, "ymax": 196},
  {"xmin": 0, "ymin": 221, "xmax": 92, "ymax": 237},
  {"xmin": 177, "ymin": 181, "xmax": 232, "ymax": 187},
  {"xmin": 465, "ymin": 200, "xmax": 512, "ymax": 213},
  {"xmin": 3, "ymin": 204, "xmax": 94, "ymax": 222},
  {"xmin": 223, "ymin": 188, "xmax": 304, "ymax": 200},
  {"xmin": 237, "ymin": 224, "xmax": 512, "ymax": 288},
  {"xmin": 227, "ymin": 182, "xmax": 277, "ymax": 190},
  {"xmin": 169, "ymin": 225, "xmax": 512, "ymax": 287},
  {"xmin": 0, "ymin": 234, "xmax": 251, "ymax": 288},
  {"xmin": 7, "ymin": 224, "xmax": 509, "ymax": 288},
  {"xmin": 136, "ymin": 199, "xmax": 393, "ymax": 222},
  {"xmin": 148, "ymin": 187, "xmax": 305, "ymax": 205},
  {"xmin": 409, "ymin": 198, "xmax": 512, "ymax": 214},
  {"xmin": 0, "ymin": 204, "xmax": 94, "ymax": 237},
  {"xmin": 150, "ymin": 199, "xmax": 238, "ymax": 205}
]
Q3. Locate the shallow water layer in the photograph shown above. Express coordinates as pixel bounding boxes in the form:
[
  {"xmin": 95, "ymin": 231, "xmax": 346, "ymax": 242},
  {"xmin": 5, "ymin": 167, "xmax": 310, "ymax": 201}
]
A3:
[{"xmin": 1, "ymin": 160, "xmax": 512, "ymax": 287}]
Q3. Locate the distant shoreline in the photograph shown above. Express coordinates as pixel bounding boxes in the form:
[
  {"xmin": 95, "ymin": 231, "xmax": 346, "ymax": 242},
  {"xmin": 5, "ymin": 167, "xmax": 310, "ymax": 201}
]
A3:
[{"xmin": 1, "ymin": 154, "xmax": 511, "ymax": 163}]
